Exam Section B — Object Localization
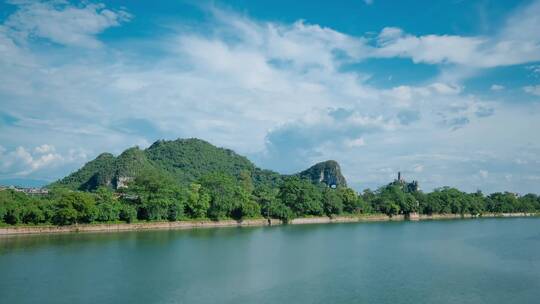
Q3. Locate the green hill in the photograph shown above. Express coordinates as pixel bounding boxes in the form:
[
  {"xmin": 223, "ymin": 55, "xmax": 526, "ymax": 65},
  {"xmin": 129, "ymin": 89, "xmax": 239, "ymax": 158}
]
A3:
[
  {"xmin": 51, "ymin": 138, "xmax": 346, "ymax": 191},
  {"xmin": 53, "ymin": 152, "xmax": 116, "ymax": 190}
]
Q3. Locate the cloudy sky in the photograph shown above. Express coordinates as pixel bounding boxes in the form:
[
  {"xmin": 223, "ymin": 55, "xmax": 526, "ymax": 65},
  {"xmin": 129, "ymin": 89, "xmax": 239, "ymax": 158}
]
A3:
[{"xmin": 0, "ymin": 0, "xmax": 539, "ymax": 193}]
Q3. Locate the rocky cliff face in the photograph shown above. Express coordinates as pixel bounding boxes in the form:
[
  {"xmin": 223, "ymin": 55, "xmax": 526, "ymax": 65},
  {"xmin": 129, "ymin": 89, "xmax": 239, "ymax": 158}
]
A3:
[{"xmin": 296, "ymin": 160, "xmax": 347, "ymax": 187}]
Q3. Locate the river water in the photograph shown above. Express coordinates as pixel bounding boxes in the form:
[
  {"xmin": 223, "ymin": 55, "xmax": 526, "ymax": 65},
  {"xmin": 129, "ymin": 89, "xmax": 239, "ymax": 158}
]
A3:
[{"xmin": 1, "ymin": 217, "xmax": 539, "ymax": 304}]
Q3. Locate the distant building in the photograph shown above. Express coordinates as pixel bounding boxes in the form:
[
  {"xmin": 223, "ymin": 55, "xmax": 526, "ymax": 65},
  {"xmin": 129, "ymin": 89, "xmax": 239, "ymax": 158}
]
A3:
[{"xmin": 0, "ymin": 185, "xmax": 49, "ymax": 196}]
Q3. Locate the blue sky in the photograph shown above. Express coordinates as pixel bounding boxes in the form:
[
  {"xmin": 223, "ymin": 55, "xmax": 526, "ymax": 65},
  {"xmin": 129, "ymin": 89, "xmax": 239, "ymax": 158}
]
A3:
[{"xmin": 1, "ymin": 0, "xmax": 540, "ymax": 193}]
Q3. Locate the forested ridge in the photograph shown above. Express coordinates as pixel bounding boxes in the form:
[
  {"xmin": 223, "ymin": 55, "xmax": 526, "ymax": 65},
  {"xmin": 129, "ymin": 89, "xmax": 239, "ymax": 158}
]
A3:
[{"xmin": 1, "ymin": 138, "xmax": 539, "ymax": 226}]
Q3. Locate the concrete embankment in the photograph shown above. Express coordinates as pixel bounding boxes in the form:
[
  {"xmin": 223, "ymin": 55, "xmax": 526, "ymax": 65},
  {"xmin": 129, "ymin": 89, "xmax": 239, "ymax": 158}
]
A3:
[
  {"xmin": 0, "ymin": 213, "xmax": 537, "ymax": 235},
  {"xmin": 289, "ymin": 214, "xmax": 405, "ymax": 225},
  {"xmin": 0, "ymin": 219, "xmax": 277, "ymax": 235},
  {"xmin": 289, "ymin": 212, "xmax": 537, "ymax": 225}
]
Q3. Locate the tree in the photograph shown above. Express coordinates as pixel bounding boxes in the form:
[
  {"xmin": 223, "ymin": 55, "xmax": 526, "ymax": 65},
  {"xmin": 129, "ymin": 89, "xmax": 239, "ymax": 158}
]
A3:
[
  {"xmin": 0, "ymin": 200, "xmax": 6, "ymax": 224},
  {"xmin": 323, "ymin": 188, "xmax": 343, "ymax": 216},
  {"xmin": 39, "ymin": 199, "xmax": 56, "ymax": 224},
  {"xmin": 239, "ymin": 170, "xmax": 254, "ymax": 194},
  {"xmin": 51, "ymin": 191, "xmax": 97, "ymax": 225},
  {"xmin": 234, "ymin": 196, "xmax": 261, "ymax": 219},
  {"xmin": 185, "ymin": 183, "xmax": 210, "ymax": 218},
  {"xmin": 200, "ymin": 172, "xmax": 238, "ymax": 220},
  {"xmin": 168, "ymin": 200, "xmax": 185, "ymax": 221},
  {"xmin": 53, "ymin": 206, "xmax": 78, "ymax": 226},
  {"xmin": 22, "ymin": 203, "xmax": 45, "ymax": 224},
  {"xmin": 73, "ymin": 193, "xmax": 98, "ymax": 223},
  {"xmin": 255, "ymin": 186, "xmax": 275, "ymax": 218},
  {"xmin": 270, "ymin": 202, "xmax": 294, "ymax": 223},
  {"xmin": 486, "ymin": 192, "xmax": 518, "ymax": 213},
  {"xmin": 0, "ymin": 190, "xmax": 29, "ymax": 224},
  {"xmin": 199, "ymin": 172, "xmax": 260, "ymax": 220},
  {"xmin": 467, "ymin": 191, "xmax": 486, "ymax": 215},
  {"xmin": 517, "ymin": 194, "xmax": 539, "ymax": 212},
  {"xmin": 52, "ymin": 192, "xmax": 78, "ymax": 226},
  {"xmin": 372, "ymin": 185, "xmax": 416, "ymax": 215},
  {"xmin": 95, "ymin": 187, "xmax": 121, "ymax": 222},
  {"xmin": 127, "ymin": 170, "xmax": 184, "ymax": 221},
  {"xmin": 377, "ymin": 198, "xmax": 401, "ymax": 216},
  {"xmin": 119, "ymin": 204, "xmax": 137, "ymax": 223},
  {"xmin": 339, "ymin": 187, "xmax": 364, "ymax": 214},
  {"xmin": 145, "ymin": 197, "xmax": 172, "ymax": 220},
  {"xmin": 254, "ymin": 186, "xmax": 293, "ymax": 222},
  {"xmin": 279, "ymin": 177, "xmax": 324, "ymax": 216}
]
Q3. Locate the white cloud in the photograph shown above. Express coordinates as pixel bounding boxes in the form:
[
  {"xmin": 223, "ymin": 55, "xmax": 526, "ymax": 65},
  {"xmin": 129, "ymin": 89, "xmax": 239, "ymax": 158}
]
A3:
[
  {"xmin": 514, "ymin": 158, "xmax": 527, "ymax": 165},
  {"xmin": 0, "ymin": 144, "xmax": 85, "ymax": 176},
  {"xmin": 527, "ymin": 65, "xmax": 540, "ymax": 76},
  {"xmin": 375, "ymin": 29, "xmax": 485, "ymax": 65},
  {"xmin": 479, "ymin": 170, "xmax": 489, "ymax": 179},
  {"xmin": 175, "ymin": 12, "xmax": 369, "ymax": 73},
  {"xmin": 345, "ymin": 137, "xmax": 366, "ymax": 147},
  {"xmin": 0, "ymin": 3, "xmax": 539, "ymax": 193},
  {"xmin": 523, "ymin": 85, "xmax": 540, "ymax": 96},
  {"xmin": 34, "ymin": 144, "xmax": 55, "ymax": 154},
  {"xmin": 260, "ymin": 108, "xmax": 398, "ymax": 172},
  {"xmin": 490, "ymin": 84, "xmax": 505, "ymax": 91},
  {"xmin": 412, "ymin": 164, "xmax": 424, "ymax": 172},
  {"xmin": 380, "ymin": 82, "xmax": 462, "ymax": 112},
  {"xmin": 429, "ymin": 83, "xmax": 462, "ymax": 94},
  {"xmin": 4, "ymin": 1, "xmax": 131, "ymax": 48},
  {"xmin": 372, "ymin": 1, "xmax": 540, "ymax": 68}
]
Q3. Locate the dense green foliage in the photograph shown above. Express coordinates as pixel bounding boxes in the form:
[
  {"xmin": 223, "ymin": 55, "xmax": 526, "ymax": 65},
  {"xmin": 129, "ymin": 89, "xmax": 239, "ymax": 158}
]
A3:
[
  {"xmin": 51, "ymin": 148, "xmax": 160, "ymax": 191},
  {"xmin": 53, "ymin": 152, "xmax": 116, "ymax": 190},
  {"xmin": 2, "ymin": 173, "xmax": 539, "ymax": 226},
  {"xmin": 51, "ymin": 138, "xmax": 284, "ymax": 191}
]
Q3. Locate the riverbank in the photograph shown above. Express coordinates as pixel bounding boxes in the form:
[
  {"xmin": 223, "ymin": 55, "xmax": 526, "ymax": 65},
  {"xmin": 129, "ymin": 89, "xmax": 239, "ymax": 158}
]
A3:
[{"xmin": 0, "ymin": 212, "xmax": 537, "ymax": 235}]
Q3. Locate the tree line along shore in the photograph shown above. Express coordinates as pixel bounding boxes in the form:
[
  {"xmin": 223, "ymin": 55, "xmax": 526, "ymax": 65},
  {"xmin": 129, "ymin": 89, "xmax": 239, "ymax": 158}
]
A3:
[{"xmin": 1, "ymin": 168, "xmax": 540, "ymax": 233}]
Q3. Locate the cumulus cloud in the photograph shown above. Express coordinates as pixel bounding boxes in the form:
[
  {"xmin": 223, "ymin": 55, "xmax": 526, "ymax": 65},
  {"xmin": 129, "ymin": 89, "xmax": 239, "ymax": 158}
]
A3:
[
  {"xmin": 412, "ymin": 164, "xmax": 424, "ymax": 172},
  {"xmin": 523, "ymin": 85, "xmax": 540, "ymax": 96},
  {"xmin": 527, "ymin": 65, "xmax": 540, "ymax": 76},
  {"xmin": 375, "ymin": 28, "xmax": 485, "ymax": 65},
  {"xmin": 490, "ymin": 84, "xmax": 505, "ymax": 91},
  {"xmin": 0, "ymin": 144, "xmax": 86, "ymax": 177},
  {"xmin": 4, "ymin": 0, "xmax": 131, "ymax": 48},
  {"xmin": 259, "ymin": 108, "xmax": 396, "ymax": 172},
  {"xmin": 345, "ymin": 137, "xmax": 366, "ymax": 147},
  {"xmin": 372, "ymin": 1, "xmax": 540, "ymax": 68},
  {"xmin": 383, "ymin": 83, "xmax": 462, "ymax": 108},
  {"xmin": 34, "ymin": 144, "xmax": 55, "ymax": 154},
  {"xmin": 478, "ymin": 170, "xmax": 489, "ymax": 179}
]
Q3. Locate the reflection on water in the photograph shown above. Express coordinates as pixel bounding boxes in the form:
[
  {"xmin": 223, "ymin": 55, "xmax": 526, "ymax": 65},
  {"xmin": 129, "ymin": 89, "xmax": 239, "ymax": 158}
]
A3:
[{"xmin": 1, "ymin": 218, "xmax": 539, "ymax": 304}]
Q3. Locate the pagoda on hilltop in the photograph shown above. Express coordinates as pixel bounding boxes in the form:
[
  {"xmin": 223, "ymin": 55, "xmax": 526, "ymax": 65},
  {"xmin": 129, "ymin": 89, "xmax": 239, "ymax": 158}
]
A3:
[{"xmin": 393, "ymin": 171, "xmax": 419, "ymax": 193}]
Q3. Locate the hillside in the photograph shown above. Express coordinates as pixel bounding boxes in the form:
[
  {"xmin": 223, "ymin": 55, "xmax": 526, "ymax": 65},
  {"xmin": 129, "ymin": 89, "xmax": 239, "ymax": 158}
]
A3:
[{"xmin": 51, "ymin": 138, "xmax": 347, "ymax": 191}]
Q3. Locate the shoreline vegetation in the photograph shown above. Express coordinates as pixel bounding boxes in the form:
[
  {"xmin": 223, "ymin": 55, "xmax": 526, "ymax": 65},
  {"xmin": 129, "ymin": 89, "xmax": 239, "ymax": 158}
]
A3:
[
  {"xmin": 2, "ymin": 139, "xmax": 540, "ymax": 236},
  {"xmin": 1, "ymin": 212, "xmax": 537, "ymax": 235}
]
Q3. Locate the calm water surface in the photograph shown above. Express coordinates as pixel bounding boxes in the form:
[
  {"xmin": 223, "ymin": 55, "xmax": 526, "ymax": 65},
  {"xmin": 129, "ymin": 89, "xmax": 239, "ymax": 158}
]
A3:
[{"xmin": 1, "ymin": 218, "xmax": 540, "ymax": 304}]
